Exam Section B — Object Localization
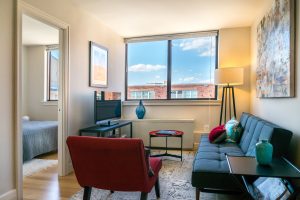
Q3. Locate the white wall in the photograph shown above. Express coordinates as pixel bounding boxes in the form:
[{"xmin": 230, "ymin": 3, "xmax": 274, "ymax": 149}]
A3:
[
  {"xmin": 123, "ymin": 27, "xmax": 251, "ymax": 137},
  {"xmin": 0, "ymin": 0, "xmax": 16, "ymax": 198},
  {"xmin": 22, "ymin": 0, "xmax": 125, "ymax": 135},
  {"xmin": 22, "ymin": 45, "xmax": 58, "ymax": 120},
  {"xmin": 250, "ymin": 1, "xmax": 300, "ymax": 164}
]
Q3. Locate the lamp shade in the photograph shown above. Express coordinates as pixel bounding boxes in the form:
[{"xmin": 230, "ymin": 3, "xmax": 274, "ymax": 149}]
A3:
[{"xmin": 214, "ymin": 67, "xmax": 244, "ymax": 86}]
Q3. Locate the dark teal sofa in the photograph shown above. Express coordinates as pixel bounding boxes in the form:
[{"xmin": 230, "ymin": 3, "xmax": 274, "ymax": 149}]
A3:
[{"xmin": 191, "ymin": 112, "xmax": 293, "ymax": 197}]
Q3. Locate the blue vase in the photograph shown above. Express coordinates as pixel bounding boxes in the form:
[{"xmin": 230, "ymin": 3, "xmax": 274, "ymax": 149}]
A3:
[
  {"xmin": 255, "ymin": 140, "xmax": 273, "ymax": 165},
  {"xmin": 135, "ymin": 100, "xmax": 146, "ymax": 119}
]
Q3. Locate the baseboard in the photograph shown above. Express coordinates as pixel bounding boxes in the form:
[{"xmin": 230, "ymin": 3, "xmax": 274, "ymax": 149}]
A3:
[{"xmin": 0, "ymin": 189, "xmax": 17, "ymax": 200}]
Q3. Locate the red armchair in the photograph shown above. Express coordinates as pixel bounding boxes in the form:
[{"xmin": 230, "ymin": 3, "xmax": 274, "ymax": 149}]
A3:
[{"xmin": 67, "ymin": 136, "xmax": 162, "ymax": 200}]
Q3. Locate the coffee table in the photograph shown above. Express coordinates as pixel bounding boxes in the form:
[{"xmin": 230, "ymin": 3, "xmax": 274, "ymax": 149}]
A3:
[
  {"xmin": 148, "ymin": 130, "xmax": 184, "ymax": 161},
  {"xmin": 226, "ymin": 155, "xmax": 300, "ymax": 199}
]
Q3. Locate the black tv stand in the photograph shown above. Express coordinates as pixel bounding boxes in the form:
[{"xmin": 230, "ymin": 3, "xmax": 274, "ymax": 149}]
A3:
[{"xmin": 79, "ymin": 120, "xmax": 132, "ymax": 138}]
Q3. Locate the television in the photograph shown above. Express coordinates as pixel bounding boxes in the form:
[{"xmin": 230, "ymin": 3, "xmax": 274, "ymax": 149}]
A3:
[{"xmin": 94, "ymin": 91, "xmax": 121, "ymax": 125}]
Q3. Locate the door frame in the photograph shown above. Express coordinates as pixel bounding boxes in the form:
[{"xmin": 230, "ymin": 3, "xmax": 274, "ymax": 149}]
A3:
[{"xmin": 15, "ymin": 1, "xmax": 70, "ymax": 199}]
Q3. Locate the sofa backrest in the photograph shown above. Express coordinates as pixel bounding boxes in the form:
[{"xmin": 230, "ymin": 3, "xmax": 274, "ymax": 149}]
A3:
[{"xmin": 238, "ymin": 112, "xmax": 292, "ymax": 157}]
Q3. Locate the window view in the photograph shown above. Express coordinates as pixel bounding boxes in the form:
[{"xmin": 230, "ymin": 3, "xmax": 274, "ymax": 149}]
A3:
[
  {"xmin": 171, "ymin": 37, "xmax": 216, "ymax": 99},
  {"xmin": 126, "ymin": 33, "xmax": 217, "ymax": 100},
  {"xmin": 127, "ymin": 41, "xmax": 168, "ymax": 99},
  {"xmin": 47, "ymin": 48, "xmax": 59, "ymax": 101}
]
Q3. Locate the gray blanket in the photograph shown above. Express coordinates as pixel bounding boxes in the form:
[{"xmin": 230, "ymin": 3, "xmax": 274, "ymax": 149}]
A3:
[{"xmin": 23, "ymin": 121, "xmax": 58, "ymax": 162}]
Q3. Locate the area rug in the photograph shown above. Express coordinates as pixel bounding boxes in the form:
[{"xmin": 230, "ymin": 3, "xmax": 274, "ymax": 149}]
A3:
[
  {"xmin": 70, "ymin": 151, "xmax": 240, "ymax": 200},
  {"xmin": 23, "ymin": 159, "xmax": 58, "ymax": 176}
]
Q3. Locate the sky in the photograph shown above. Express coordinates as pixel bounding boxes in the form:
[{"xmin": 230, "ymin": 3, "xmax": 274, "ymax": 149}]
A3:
[{"xmin": 127, "ymin": 36, "xmax": 216, "ymax": 86}]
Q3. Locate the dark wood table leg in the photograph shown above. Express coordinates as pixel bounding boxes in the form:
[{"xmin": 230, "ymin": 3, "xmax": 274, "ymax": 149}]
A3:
[{"xmin": 180, "ymin": 135, "xmax": 183, "ymax": 161}]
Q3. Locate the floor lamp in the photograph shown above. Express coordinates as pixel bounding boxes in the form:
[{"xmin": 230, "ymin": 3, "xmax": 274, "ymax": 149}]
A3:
[{"xmin": 214, "ymin": 67, "xmax": 244, "ymax": 125}]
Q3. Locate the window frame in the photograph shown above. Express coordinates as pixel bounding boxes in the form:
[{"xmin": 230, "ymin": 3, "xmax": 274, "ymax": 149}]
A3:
[
  {"xmin": 46, "ymin": 47, "xmax": 59, "ymax": 101},
  {"xmin": 125, "ymin": 31, "xmax": 219, "ymax": 101}
]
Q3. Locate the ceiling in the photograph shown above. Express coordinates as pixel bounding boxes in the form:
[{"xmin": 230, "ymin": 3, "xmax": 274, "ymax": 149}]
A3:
[
  {"xmin": 22, "ymin": 15, "xmax": 59, "ymax": 46},
  {"xmin": 71, "ymin": 0, "xmax": 272, "ymax": 38}
]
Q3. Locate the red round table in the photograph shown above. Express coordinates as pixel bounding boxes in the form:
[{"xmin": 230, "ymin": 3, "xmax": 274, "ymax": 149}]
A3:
[{"xmin": 149, "ymin": 130, "xmax": 184, "ymax": 161}]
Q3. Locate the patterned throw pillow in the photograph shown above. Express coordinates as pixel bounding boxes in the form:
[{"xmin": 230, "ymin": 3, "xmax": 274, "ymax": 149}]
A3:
[
  {"xmin": 225, "ymin": 118, "xmax": 243, "ymax": 143},
  {"xmin": 208, "ymin": 125, "xmax": 227, "ymax": 143}
]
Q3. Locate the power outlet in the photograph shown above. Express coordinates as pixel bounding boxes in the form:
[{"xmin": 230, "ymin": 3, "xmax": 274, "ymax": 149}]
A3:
[{"xmin": 204, "ymin": 124, "xmax": 210, "ymax": 132}]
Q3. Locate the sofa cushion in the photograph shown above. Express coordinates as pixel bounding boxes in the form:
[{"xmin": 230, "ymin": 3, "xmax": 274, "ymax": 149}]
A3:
[{"xmin": 194, "ymin": 136, "xmax": 244, "ymax": 173}]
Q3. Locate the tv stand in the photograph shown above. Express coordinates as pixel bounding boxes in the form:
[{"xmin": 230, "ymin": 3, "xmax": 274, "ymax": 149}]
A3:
[{"xmin": 79, "ymin": 120, "xmax": 132, "ymax": 138}]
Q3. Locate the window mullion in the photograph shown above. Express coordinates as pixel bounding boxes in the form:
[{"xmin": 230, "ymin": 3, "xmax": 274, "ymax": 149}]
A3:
[{"xmin": 167, "ymin": 40, "xmax": 172, "ymax": 100}]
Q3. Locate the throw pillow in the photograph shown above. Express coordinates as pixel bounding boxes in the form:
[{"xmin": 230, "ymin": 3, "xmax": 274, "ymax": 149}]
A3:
[
  {"xmin": 225, "ymin": 118, "xmax": 243, "ymax": 143},
  {"xmin": 208, "ymin": 125, "xmax": 226, "ymax": 143},
  {"xmin": 144, "ymin": 148, "xmax": 154, "ymax": 177}
]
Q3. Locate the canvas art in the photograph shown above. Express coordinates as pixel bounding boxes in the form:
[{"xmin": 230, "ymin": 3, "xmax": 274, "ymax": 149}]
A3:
[
  {"xmin": 89, "ymin": 41, "xmax": 108, "ymax": 87},
  {"xmin": 256, "ymin": 0, "xmax": 295, "ymax": 98}
]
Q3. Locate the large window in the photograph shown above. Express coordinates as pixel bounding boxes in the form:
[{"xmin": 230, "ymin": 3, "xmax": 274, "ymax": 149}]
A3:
[
  {"xmin": 46, "ymin": 48, "xmax": 59, "ymax": 101},
  {"xmin": 126, "ymin": 32, "xmax": 218, "ymax": 100}
]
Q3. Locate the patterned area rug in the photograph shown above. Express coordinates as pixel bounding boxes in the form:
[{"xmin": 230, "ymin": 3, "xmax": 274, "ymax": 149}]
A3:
[
  {"xmin": 23, "ymin": 159, "xmax": 58, "ymax": 176},
  {"xmin": 70, "ymin": 151, "xmax": 241, "ymax": 200}
]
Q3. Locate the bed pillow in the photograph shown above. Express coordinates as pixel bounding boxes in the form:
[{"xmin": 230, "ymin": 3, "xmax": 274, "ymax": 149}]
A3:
[
  {"xmin": 225, "ymin": 118, "xmax": 243, "ymax": 143},
  {"xmin": 208, "ymin": 125, "xmax": 226, "ymax": 143}
]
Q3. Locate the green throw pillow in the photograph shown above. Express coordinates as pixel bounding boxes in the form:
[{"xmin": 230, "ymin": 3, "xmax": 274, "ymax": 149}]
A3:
[{"xmin": 225, "ymin": 118, "xmax": 243, "ymax": 143}]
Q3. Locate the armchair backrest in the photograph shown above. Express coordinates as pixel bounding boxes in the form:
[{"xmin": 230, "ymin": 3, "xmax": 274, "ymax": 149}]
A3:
[{"xmin": 67, "ymin": 136, "xmax": 149, "ymax": 191}]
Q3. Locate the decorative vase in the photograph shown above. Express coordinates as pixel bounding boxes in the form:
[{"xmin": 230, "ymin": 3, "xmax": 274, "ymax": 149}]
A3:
[
  {"xmin": 135, "ymin": 100, "xmax": 146, "ymax": 119},
  {"xmin": 255, "ymin": 140, "xmax": 273, "ymax": 165}
]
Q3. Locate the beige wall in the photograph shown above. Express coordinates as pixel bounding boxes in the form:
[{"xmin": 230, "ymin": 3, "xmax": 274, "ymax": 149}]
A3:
[
  {"xmin": 219, "ymin": 28, "xmax": 251, "ymax": 120},
  {"xmin": 123, "ymin": 27, "xmax": 251, "ymax": 136},
  {"xmin": 22, "ymin": 0, "xmax": 125, "ymax": 135},
  {"xmin": 250, "ymin": 1, "xmax": 300, "ymax": 165},
  {"xmin": 0, "ymin": 0, "xmax": 15, "ymax": 198},
  {"xmin": 22, "ymin": 45, "xmax": 58, "ymax": 120}
]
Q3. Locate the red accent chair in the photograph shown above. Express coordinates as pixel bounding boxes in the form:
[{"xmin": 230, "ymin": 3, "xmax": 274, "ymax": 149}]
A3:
[{"xmin": 67, "ymin": 136, "xmax": 162, "ymax": 200}]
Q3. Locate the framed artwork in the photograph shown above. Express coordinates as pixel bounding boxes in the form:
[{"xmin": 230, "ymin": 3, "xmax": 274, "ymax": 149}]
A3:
[
  {"xmin": 256, "ymin": 0, "xmax": 295, "ymax": 98},
  {"xmin": 89, "ymin": 41, "xmax": 108, "ymax": 87}
]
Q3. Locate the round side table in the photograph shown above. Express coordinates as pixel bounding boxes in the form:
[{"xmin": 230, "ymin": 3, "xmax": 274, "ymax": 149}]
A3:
[{"xmin": 148, "ymin": 130, "xmax": 184, "ymax": 161}]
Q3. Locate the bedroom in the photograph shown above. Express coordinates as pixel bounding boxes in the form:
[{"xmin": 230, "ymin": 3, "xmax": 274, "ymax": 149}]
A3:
[{"xmin": 21, "ymin": 14, "xmax": 59, "ymax": 175}]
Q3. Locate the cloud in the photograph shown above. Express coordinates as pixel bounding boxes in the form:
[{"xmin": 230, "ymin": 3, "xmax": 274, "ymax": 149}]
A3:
[
  {"xmin": 178, "ymin": 76, "xmax": 214, "ymax": 84},
  {"xmin": 128, "ymin": 64, "xmax": 166, "ymax": 72},
  {"xmin": 179, "ymin": 37, "xmax": 216, "ymax": 57}
]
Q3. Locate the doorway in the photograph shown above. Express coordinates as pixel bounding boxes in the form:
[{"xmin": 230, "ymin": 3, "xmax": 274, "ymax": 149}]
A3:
[{"xmin": 16, "ymin": 2, "xmax": 70, "ymax": 199}]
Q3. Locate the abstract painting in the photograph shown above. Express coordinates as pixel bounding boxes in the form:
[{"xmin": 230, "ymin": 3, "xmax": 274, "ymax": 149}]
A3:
[
  {"xmin": 89, "ymin": 41, "xmax": 108, "ymax": 87},
  {"xmin": 256, "ymin": 0, "xmax": 295, "ymax": 98}
]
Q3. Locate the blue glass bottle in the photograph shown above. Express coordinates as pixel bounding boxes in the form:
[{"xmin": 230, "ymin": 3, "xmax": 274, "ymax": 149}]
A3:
[
  {"xmin": 135, "ymin": 100, "xmax": 145, "ymax": 119},
  {"xmin": 255, "ymin": 140, "xmax": 273, "ymax": 165}
]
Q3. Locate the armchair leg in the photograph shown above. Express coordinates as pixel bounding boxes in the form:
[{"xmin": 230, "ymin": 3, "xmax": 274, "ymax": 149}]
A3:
[
  {"xmin": 196, "ymin": 188, "xmax": 200, "ymax": 200},
  {"xmin": 155, "ymin": 177, "xmax": 160, "ymax": 198},
  {"xmin": 83, "ymin": 187, "xmax": 92, "ymax": 200},
  {"xmin": 140, "ymin": 192, "xmax": 148, "ymax": 200}
]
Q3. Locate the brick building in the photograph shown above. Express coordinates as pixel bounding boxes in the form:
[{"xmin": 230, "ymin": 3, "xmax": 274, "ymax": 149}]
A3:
[{"xmin": 127, "ymin": 84, "xmax": 215, "ymax": 99}]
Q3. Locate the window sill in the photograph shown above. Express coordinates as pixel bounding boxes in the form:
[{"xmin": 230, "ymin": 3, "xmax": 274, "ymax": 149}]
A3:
[
  {"xmin": 122, "ymin": 100, "xmax": 221, "ymax": 106},
  {"xmin": 40, "ymin": 101, "xmax": 58, "ymax": 106}
]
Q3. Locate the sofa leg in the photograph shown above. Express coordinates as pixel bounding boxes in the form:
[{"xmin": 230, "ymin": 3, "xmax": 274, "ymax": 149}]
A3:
[
  {"xmin": 155, "ymin": 177, "xmax": 160, "ymax": 198},
  {"xmin": 140, "ymin": 192, "xmax": 148, "ymax": 200},
  {"xmin": 196, "ymin": 188, "xmax": 200, "ymax": 200},
  {"xmin": 83, "ymin": 186, "xmax": 92, "ymax": 200}
]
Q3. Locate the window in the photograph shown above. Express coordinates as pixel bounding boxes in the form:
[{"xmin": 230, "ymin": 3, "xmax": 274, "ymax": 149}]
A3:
[
  {"xmin": 46, "ymin": 48, "xmax": 59, "ymax": 101},
  {"xmin": 130, "ymin": 91, "xmax": 155, "ymax": 99},
  {"xmin": 127, "ymin": 41, "xmax": 168, "ymax": 99},
  {"xmin": 126, "ymin": 32, "xmax": 218, "ymax": 100}
]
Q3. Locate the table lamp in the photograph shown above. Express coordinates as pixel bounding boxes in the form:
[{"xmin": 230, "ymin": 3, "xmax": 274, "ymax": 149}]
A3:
[{"xmin": 214, "ymin": 67, "xmax": 244, "ymax": 125}]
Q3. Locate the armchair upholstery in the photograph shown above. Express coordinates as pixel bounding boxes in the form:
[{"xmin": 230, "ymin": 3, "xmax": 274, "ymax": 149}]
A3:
[{"xmin": 67, "ymin": 136, "xmax": 162, "ymax": 200}]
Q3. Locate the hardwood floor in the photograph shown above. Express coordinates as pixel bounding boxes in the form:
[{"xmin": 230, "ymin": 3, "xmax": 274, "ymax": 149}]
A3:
[{"xmin": 23, "ymin": 153, "xmax": 81, "ymax": 200}]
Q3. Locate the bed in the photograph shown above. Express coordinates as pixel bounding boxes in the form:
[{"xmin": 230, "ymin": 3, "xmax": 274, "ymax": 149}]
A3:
[{"xmin": 23, "ymin": 120, "xmax": 58, "ymax": 162}]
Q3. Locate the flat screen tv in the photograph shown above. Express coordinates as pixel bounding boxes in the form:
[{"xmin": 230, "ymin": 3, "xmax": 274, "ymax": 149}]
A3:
[{"xmin": 94, "ymin": 93, "xmax": 121, "ymax": 125}]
